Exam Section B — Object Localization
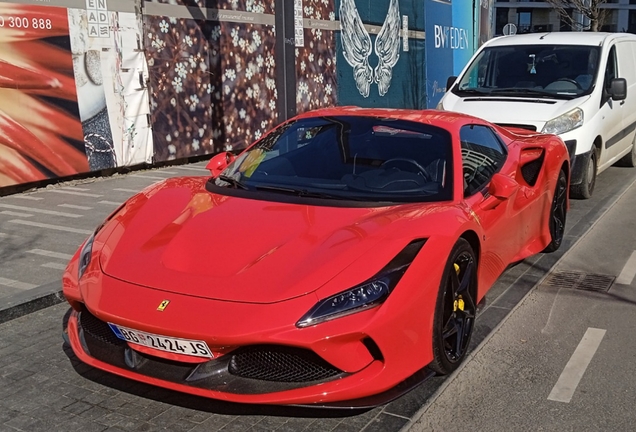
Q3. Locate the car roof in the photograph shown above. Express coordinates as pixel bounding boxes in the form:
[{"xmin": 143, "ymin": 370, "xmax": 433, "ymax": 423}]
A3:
[
  {"xmin": 485, "ymin": 32, "xmax": 636, "ymax": 48},
  {"xmin": 294, "ymin": 107, "xmax": 486, "ymax": 129}
]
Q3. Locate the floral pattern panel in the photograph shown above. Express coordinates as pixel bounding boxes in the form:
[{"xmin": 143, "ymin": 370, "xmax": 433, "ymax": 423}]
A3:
[
  {"xmin": 221, "ymin": 21, "xmax": 277, "ymax": 151},
  {"xmin": 295, "ymin": 0, "xmax": 338, "ymax": 114},
  {"xmin": 144, "ymin": 0, "xmax": 278, "ymax": 159},
  {"xmin": 144, "ymin": 15, "xmax": 215, "ymax": 161}
]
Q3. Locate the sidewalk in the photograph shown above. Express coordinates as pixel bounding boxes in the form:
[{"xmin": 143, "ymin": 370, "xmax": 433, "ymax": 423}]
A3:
[
  {"xmin": 0, "ymin": 161, "xmax": 210, "ymax": 323},
  {"xmin": 406, "ymin": 173, "xmax": 636, "ymax": 431}
]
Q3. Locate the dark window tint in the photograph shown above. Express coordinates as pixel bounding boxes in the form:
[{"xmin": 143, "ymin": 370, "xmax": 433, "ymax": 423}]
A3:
[
  {"xmin": 460, "ymin": 125, "xmax": 507, "ymax": 196},
  {"xmin": 604, "ymin": 45, "xmax": 618, "ymax": 92},
  {"xmin": 214, "ymin": 116, "xmax": 454, "ymax": 204}
]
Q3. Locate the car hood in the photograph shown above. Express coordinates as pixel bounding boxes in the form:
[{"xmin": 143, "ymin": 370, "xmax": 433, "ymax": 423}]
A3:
[
  {"xmin": 443, "ymin": 94, "xmax": 590, "ymax": 128},
  {"xmin": 99, "ymin": 181, "xmax": 435, "ymax": 304}
]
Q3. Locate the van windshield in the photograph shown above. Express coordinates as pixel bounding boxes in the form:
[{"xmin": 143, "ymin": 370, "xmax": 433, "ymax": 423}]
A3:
[{"xmin": 453, "ymin": 45, "xmax": 601, "ymax": 99}]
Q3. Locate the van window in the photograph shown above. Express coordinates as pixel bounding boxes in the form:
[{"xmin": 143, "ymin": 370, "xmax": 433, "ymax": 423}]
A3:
[
  {"xmin": 460, "ymin": 125, "xmax": 507, "ymax": 196},
  {"xmin": 604, "ymin": 45, "xmax": 618, "ymax": 92},
  {"xmin": 454, "ymin": 45, "xmax": 601, "ymax": 99}
]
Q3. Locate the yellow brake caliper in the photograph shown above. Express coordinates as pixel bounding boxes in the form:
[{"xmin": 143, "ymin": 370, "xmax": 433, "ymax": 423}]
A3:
[{"xmin": 453, "ymin": 263, "xmax": 465, "ymax": 312}]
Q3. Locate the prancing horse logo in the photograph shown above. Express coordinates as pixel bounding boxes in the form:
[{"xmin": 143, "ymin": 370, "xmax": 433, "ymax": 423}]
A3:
[{"xmin": 157, "ymin": 300, "xmax": 170, "ymax": 311}]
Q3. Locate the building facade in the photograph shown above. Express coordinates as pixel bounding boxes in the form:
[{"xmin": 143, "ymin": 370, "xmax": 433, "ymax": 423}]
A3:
[{"xmin": 494, "ymin": 0, "xmax": 636, "ymax": 34}]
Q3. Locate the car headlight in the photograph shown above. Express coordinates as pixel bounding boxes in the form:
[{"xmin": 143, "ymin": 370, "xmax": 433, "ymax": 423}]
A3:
[
  {"xmin": 76, "ymin": 200, "xmax": 127, "ymax": 280},
  {"xmin": 296, "ymin": 239, "xmax": 426, "ymax": 328},
  {"xmin": 541, "ymin": 108, "xmax": 584, "ymax": 135},
  {"xmin": 78, "ymin": 233, "xmax": 95, "ymax": 280}
]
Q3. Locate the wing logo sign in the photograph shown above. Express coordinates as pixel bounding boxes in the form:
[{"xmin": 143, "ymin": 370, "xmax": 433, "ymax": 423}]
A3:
[{"xmin": 340, "ymin": 0, "xmax": 401, "ymax": 97}]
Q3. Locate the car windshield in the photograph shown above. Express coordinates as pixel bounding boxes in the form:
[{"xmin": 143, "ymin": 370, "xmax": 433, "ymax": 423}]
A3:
[
  {"xmin": 212, "ymin": 116, "xmax": 453, "ymax": 204},
  {"xmin": 453, "ymin": 44, "xmax": 601, "ymax": 99}
]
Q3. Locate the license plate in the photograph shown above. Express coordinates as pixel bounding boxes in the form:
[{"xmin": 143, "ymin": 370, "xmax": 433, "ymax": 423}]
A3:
[{"xmin": 108, "ymin": 323, "xmax": 213, "ymax": 358}]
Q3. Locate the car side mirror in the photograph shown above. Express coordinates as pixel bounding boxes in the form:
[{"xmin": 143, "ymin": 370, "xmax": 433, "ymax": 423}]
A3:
[
  {"xmin": 488, "ymin": 173, "xmax": 518, "ymax": 200},
  {"xmin": 610, "ymin": 78, "xmax": 627, "ymax": 101},
  {"xmin": 205, "ymin": 152, "xmax": 235, "ymax": 178},
  {"xmin": 446, "ymin": 76, "xmax": 457, "ymax": 91}
]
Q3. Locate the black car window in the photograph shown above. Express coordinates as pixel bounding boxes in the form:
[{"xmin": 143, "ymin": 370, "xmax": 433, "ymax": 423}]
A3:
[{"xmin": 460, "ymin": 125, "xmax": 507, "ymax": 197}]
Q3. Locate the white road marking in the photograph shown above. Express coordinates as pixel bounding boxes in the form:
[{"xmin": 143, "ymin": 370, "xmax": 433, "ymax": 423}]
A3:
[
  {"xmin": 0, "ymin": 211, "xmax": 33, "ymax": 218},
  {"xmin": 616, "ymin": 250, "xmax": 636, "ymax": 285},
  {"xmin": 9, "ymin": 195, "xmax": 42, "ymax": 201},
  {"xmin": 8, "ymin": 220, "xmax": 92, "ymax": 235},
  {"xmin": 28, "ymin": 249, "xmax": 73, "ymax": 260},
  {"xmin": 58, "ymin": 204, "xmax": 93, "ymax": 210},
  {"xmin": 0, "ymin": 204, "xmax": 82, "ymax": 218},
  {"xmin": 0, "ymin": 277, "xmax": 36, "ymax": 290},
  {"xmin": 114, "ymin": 188, "xmax": 140, "ymax": 193},
  {"xmin": 131, "ymin": 174, "xmax": 171, "ymax": 180},
  {"xmin": 0, "ymin": 232, "xmax": 7, "ymax": 237},
  {"xmin": 173, "ymin": 166, "xmax": 208, "ymax": 172},
  {"xmin": 548, "ymin": 327, "xmax": 606, "ymax": 403},
  {"xmin": 98, "ymin": 200, "xmax": 122, "ymax": 205},
  {"xmin": 41, "ymin": 262, "xmax": 67, "ymax": 270},
  {"xmin": 46, "ymin": 190, "xmax": 102, "ymax": 198}
]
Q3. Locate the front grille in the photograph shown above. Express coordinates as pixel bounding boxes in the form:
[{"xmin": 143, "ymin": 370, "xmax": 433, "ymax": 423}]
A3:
[
  {"xmin": 78, "ymin": 310, "xmax": 124, "ymax": 346},
  {"xmin": 228, "ymin": 345, "xmax": 343, "ymax": 383},
  {"xmin": 496, "ymin": 123, "xmax": 537, "ymax": 131}
]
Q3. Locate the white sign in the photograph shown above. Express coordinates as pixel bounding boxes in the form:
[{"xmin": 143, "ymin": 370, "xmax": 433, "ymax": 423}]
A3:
[
  {"xmin": 294, "ymin": 0, "xmax": 304, "ymax": 47},
  {"xmin": 86, "ymin": 0, "xmax": 110, "ymax": 38}
]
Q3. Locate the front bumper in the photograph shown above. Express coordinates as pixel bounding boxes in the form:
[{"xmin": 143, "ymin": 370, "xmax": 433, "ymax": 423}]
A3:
[
  {"xmin": 63, "ymin": 266, "xmax": 441, "ymax": 405},
  {"xmin": 570, "ymin": 148, "xmax": 591, "ymax": 186}
]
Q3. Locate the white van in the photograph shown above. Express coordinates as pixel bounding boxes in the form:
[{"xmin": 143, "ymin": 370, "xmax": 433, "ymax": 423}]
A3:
[{"xmin": 437, "ymin": 32, "xmax": 636, "ymax": 199}]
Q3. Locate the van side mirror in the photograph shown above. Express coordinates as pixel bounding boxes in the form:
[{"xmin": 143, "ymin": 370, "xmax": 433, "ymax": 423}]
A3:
[
  {"xmin": 446, "ymin": 76, "xmax": 457, "ymax": 91},
  {"xmin": 610, "ymin": 78, "xmax": 627, "ymax": 101},
  {"xmin": 206, "ymin": 152, "xmax": 235, "ymax": 178}
]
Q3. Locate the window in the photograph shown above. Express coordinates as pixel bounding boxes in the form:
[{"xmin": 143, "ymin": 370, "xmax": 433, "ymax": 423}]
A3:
[
  {"xmin": 460, "ymin": 125, "xmax": 507, "ymax": 196},
  {"xmin": 517, "ymin": 11, "xmax": 532, "ymax": 33},
  {"xmin": 604, "ymin": 45, "xmax": 617, "ymax": 93}
]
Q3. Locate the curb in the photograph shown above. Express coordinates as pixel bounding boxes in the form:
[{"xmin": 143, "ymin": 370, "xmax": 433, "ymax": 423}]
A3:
[{"xmin": 0, "ymin": 282, "xmax": 65, "ymax": 325}]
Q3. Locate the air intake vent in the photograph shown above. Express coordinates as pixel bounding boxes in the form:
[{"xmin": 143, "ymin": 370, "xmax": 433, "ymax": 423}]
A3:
[
  {"xmin": 521, "ymin": 152, "xmax": 545, "ymax": 186},
  {"xmin": 78, "ymin": 310, "xmax": 125, "ymax": 346},
  {"xmin": 228, "ymin": 345, "xmax": 343, "ymax": 382}
]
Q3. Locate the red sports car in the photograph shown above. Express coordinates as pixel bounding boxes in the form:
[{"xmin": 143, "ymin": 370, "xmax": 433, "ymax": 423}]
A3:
[{"xmin": 63, "ymin": 108, "xmax": 569, "ymax": 406}]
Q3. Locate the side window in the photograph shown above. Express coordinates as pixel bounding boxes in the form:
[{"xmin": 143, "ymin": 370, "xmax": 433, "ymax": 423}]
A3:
[
  {"xmin": 604, "ymin": 45, "xmax": 617, "ymax": 92},
  {"xmin": 460, "ymin": 125, "xmax": 507, "ymax": 197}
]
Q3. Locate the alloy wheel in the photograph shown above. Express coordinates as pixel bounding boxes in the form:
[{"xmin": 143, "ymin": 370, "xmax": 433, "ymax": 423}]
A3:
[{"xmin": 440, "ymin": 252, "xmax": 476, "ymax": 363}]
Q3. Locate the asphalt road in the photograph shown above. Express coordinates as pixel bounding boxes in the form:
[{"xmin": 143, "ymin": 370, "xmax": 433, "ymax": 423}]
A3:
[{"xmin": 0, "ymin": 162, "xmax": 635, "ymax": 431}]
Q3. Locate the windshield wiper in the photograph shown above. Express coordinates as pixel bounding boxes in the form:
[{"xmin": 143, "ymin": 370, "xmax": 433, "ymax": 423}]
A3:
[
  {"xmin": 255, "ymin": 185, "xmax": 349, "ymax": 200},
  {"xmin": 217, "ymin": 174, "xmax": 249, "ymax": 190}
]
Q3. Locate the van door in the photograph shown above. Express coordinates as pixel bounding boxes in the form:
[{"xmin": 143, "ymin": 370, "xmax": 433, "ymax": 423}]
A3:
[
  {"xmin": 600, "ymin": 44, "xmax": 629, "ymax": 166},
  {"xmin": 608, "ymin": 41, "xmax": 636, "ymax": 162}
]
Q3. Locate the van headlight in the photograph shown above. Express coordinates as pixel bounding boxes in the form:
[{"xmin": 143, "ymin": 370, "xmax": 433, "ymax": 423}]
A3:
[{"xmin": 541, "ymin": 108, "xmax": 584, "ymax": 135}]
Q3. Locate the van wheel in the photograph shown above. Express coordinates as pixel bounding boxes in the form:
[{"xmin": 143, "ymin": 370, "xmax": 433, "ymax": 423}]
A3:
[
  {"xmin": 616, "ymin": 140, "xmax": 636, "ymax": 168},
  {"xmin": 571, "ymin": 149, "xmax": 597, "ymax": 199}
]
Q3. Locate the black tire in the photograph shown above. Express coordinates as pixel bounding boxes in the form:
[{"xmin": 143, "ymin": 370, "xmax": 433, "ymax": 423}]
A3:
[
  {"xmin": 570, "ymin": 149, "xmax": 597, "ymax": 200},
  {"xmin": 543, "ymin": 169, "xmax": 568, "ymax": 253},
  {"xmin": 615, "ymin": 141, "xmax": 636, "ymax": 168},
  {"xmin": 430, "ymin": 238, "xmax": 477, "ymax": 375}
]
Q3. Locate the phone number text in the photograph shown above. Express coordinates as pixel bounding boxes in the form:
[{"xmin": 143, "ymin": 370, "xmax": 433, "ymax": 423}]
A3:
[{"xmin": 0, "ymin": 16, "xmax": 53, "ymax": 30}]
